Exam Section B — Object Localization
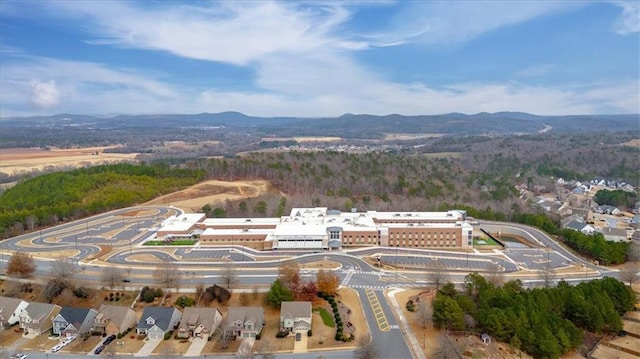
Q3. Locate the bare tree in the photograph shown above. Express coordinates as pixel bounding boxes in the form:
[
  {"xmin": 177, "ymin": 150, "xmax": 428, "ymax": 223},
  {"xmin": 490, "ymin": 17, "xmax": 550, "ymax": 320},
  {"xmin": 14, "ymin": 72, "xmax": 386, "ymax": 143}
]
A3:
[
  {"xmin": 485, "ymin": 262, "xmax": 503, "ymax": 286},
  {"xmin": 539, "ymin": 262, "xmax": 556, "ymax": 288},
  {"xmin": 278, "ymin": 260, "xmax": 301, "ymax": 290},
  {"xmin": 353, "ymin": 335, "xmax": 379, "ymax": 359},
  {"xmin": 221, "ymin": 264, "xmax": 239, "ymax": 289},
  {"xmin": 101, "ymin": 266, "xmax": 124, "ymax": 289},
  {"xmin": 418, "ymin": 300, "xmax": 433, "ymax": 329},
  {"xmin": 427, "ymin": 264, "xmax": 448, "ymax": 291},
  {"xmin": 256, "ymin": 339, "xmax": 275, "ymax": 359},
  {"xmin": 25, "ymin": 215, "xmax": 38, "ymax": 231},
  {"xmin": 51, "ymin": 256, "xmax": 77, "ymax": 285},
  {"xmin": 619, "ymin": 261, "xmax": 639, "ymax": 287},
  {"xmin": 6, "ymin": 252, "xmax": 36, "ymax": 277},
  {"xmin": 432, "ymin": 334, "xmax": 460, "ymax": 359},
  {"xmin": 154, "ymin": 261, "xmax": 180, "ymax": 291}
]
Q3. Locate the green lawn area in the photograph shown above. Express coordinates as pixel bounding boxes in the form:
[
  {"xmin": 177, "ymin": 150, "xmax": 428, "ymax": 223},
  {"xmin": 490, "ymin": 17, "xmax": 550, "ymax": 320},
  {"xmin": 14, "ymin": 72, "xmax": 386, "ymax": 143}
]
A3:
[
  {"xmin": 143, "ymin": 240, "xmax": 197, "ymax": 245},
  {"xmin": 473, "ymin": 237, "xmax": 500, "ymax": 246},
  {"xmin": 313, "ymin": 307, "xmax": 335, "ymax": 328}
]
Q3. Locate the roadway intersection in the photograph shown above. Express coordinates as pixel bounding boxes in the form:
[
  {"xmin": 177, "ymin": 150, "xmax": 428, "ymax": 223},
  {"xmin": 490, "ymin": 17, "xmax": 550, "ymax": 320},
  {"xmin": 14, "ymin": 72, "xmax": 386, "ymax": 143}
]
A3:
[{"xmin": 1, "ymin": 206, "xmax": 620, "ymax": 359}]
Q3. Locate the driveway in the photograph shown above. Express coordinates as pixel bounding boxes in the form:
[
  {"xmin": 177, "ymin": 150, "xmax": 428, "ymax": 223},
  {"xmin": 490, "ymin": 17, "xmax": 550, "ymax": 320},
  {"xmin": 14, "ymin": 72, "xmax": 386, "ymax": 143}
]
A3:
[
  {"xmin": 293, "ymin": 332, "xmax": 308, "ymax": 353},
  {"xmin": 134, "ymin": 338, "xmax": 162, "ymax": 357},
  {"xmin": 183, "ymin": 337, "xmax": 207, "ymax": 356}
]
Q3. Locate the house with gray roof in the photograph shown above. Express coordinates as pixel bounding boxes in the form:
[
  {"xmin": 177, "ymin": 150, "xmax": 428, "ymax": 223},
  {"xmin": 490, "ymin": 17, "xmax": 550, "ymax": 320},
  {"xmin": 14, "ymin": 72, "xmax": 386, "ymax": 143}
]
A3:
[
  {"xmin": 224, "ymin": 306, "xmax": 264, "ymax": 340},
  {"xmin": 137, "ymin": 307, "xmax": 182, "ymax": 340},
  {"xmin": 95, "ymin": 304, "xmax": 137, "ymax": 335},
  {"xmin": 19, "ymin": 302, "xmax": 61, "ymax": 335},
  {"xmin": 563, "ymin": 219, "xmax": 595, "ymax": 235},
  {"xmin": 599, "ymin": 227, "xmax": 628, "ymax": 242},
  {"xmin": 52, "ymin": 307, "xmax": 98, "ymax": 337},
  {"xmin": 280, "ymin": 301, "xmax": 312, "ymax": 333},
  {"xmin": 176, "ymin": 307, "xmax": 222, "ymax": 339},
  {"xmin": 0, "ymin": 296, "xmax": 29, "ymax": 330}
]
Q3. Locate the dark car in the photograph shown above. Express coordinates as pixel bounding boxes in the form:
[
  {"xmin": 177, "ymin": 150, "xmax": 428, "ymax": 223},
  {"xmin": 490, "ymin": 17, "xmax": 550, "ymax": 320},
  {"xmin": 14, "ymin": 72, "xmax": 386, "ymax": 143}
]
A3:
[
  {"xmin": 103, "ymin": 334, "xmax": 116, "ymax": 345},
  {"xmin": 94, "ymin": 345, "xmax": 105, "ymax": 355},
  {"xmin": 121, "ymin": 278, "xmax": 131, "ymax": 282},
  {"xmin": 295, "ymin": 332, "xmax": 301, "ymax": 341}
]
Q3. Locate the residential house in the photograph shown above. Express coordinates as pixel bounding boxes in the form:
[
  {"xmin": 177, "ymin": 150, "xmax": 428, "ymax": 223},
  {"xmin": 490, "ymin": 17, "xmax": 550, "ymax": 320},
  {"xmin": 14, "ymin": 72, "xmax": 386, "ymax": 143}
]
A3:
[
  {"xmin": 224, "ymin": 307, "xmax": 264, "ymax": 340},
  {"xmin": 137, "ymin": 307, "xmax": 182, "ymax": 340},
  {"xmin": 94, "ymin": 304, "xmax": 137, "ymax": 335},
  {"xmin": 0, "ymin": 297, "xmax": 28, "ymax": 330},
  {"xmin": 596, "ymin": 205, "xmax": 621, "ymax": 216},
  {"xmin": 280, "ymin": 301, "xmax": 312, "ymax": 333},
  {"xmin": 599, "ymin": 227, "xmax": 628, "ymax": 242},
  {"xmin": 18, "ymin": 302, "xmax": 61, "ymax": 335},
  {"xmin": 52, "ymin": 307, "xmax": 99, "ymax": 337},
  {"xmin": 563, "ymin": 219, "xmax": 595, "ymax": 235},
  {"xmin": 176, "ymin": 307, "xmax": 223, "ymax": 339}
]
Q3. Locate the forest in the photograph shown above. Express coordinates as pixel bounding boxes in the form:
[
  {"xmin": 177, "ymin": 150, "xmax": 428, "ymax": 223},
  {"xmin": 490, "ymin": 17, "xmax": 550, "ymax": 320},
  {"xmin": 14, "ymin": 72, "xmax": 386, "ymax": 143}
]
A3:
[
  {"xmin": 432, "ymin": 274, "xmax": 637, "ymax": 359},
  {"xmin": 593, "ymin": 189, "xmax": 638, "ymax": 210},
  {"xmin": 0, "ymin": 163, "xmax": 205, "ymax": 237}
]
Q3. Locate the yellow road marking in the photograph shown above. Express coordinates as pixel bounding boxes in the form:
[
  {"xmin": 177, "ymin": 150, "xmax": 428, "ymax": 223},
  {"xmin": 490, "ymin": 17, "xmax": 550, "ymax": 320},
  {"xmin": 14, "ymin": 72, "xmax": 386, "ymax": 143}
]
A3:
[{"xmin": 365, "ymin": 288, "xmax": 390, "ymax": 332}]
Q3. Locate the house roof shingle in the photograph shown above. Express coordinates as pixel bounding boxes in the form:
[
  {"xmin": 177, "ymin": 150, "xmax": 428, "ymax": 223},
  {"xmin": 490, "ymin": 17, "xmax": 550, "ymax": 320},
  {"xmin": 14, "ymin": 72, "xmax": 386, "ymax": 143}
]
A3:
[{"xmin": 138, "ymin": 307, "xmax": 180, "ymax": 332}]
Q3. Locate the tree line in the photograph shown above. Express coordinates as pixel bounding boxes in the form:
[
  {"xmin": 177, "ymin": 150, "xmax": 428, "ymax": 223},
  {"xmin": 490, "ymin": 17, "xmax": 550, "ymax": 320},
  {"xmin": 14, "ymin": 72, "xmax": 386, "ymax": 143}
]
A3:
[
  {"xmin": 432, "ymin": 274, "xmax": 636, "ymax": 359},
  {"xmin": 0, "ymin": 163, "xmax": 205, "ymax": 238}
]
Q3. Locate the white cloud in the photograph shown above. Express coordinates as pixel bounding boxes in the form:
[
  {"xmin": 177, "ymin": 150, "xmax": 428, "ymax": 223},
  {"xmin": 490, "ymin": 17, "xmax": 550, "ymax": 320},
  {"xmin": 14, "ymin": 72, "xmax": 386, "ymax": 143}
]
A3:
[
  {"xmin": 610, "ymin": 0, "xmax": 640, "ymax": 34},
  {"xmin": 366, "ymin": 1, "xmax": 578, "ymax": 47},
  {"xmin": 47, "ymin": 1, "xmax": 352, "ymax": 66},
  {"xmin": 30, "ymin": 80, "xmax": 61, "ymax": 108}
]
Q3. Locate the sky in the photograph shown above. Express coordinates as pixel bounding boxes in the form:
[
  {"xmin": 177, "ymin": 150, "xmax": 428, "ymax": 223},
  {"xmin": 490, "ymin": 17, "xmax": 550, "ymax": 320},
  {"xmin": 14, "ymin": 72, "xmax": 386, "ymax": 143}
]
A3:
[{"xmin": 0, "ymin": 0, "xmax": 638, "ymax": 117}]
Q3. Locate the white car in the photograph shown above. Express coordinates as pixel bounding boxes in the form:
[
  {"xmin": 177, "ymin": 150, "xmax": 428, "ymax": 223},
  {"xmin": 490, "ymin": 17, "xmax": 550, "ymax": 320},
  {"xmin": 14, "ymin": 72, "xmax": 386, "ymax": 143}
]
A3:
[
  {"xmin": 63, "ymin": 335, "xmax": 77, "ymax": 345},
  {"xmin": 51, "ymin": 344, "xmax": 64, "ymax": 353},
  {"xmin": 12, "ymin": 353, "xmax": 28, "ymax": 359}
]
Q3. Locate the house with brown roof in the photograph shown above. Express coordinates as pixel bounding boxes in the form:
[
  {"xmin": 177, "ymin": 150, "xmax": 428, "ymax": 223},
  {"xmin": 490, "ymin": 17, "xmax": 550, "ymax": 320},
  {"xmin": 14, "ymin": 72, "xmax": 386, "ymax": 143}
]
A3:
[
  {"xmin": 94, "ymin": 304, "xmax": 137, "ymax": 335},
  {"xmin": 18, "ymin": 302, "xmax": 61, "ymax": 335},
  {"xmin": 0, "ymin": 296, "xmax": 29, "ymax": 330},
  {"xmin": 280, "ymin": 301, "xmax": 312, "ymax": 333},
  {"xmin": 224, "ymin": 307, "xmax": 264, "ymax": 340},
  {"xmin": 176, "ymin": 307, "xmax": 223, "ymax": 339}
]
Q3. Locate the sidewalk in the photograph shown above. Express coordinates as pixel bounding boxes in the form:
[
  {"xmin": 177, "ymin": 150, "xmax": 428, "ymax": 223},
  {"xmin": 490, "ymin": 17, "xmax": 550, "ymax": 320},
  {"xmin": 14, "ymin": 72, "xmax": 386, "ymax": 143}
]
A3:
[{"xmin": 386, "ymin": 288, "xmax": 426, "ymax": 359}]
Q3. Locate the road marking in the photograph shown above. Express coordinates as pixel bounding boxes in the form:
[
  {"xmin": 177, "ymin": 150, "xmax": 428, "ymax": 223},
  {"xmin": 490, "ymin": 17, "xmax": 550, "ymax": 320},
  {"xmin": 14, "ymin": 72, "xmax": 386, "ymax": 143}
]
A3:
[{"xmin": 365, "ymin": 288, "xmax": 390, "ymax": 332}]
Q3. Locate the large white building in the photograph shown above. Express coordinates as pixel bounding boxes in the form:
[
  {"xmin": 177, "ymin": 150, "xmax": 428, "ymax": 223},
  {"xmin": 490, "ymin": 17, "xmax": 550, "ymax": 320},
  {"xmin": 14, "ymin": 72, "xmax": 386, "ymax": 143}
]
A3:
[{"xmin": 157, "ymin": 207, "xmax": 473, "ymax": 251}]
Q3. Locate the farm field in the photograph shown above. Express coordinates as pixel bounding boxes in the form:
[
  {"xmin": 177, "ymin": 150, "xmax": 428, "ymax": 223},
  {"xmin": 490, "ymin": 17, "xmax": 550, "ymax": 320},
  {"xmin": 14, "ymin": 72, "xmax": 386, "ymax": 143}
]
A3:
[{"xmin": 0, "ymin": 147, "xmax": 138, "ymax": 176}]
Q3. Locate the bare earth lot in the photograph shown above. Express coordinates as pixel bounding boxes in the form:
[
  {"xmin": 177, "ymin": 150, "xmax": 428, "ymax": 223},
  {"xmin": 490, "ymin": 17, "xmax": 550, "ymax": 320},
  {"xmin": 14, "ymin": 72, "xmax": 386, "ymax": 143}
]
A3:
[
  {"xmin": 143, "ymin": 179, "xmax": 280, "ymax": 212},
  {"xmin": 0, "ymin": 146, "xmax": 138, "ymax": 176}
]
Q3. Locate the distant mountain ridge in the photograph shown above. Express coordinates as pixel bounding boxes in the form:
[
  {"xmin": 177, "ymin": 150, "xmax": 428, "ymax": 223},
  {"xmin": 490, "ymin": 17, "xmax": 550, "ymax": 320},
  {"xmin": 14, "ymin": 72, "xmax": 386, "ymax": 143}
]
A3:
[{"xmin": 1, "ymin": 112, "xmax": 638, "ymax": 138}]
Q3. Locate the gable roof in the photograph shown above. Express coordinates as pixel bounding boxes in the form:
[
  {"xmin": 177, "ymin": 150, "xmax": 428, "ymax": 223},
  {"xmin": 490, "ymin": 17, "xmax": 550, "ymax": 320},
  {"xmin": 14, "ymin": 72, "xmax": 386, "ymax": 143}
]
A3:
[
  {"xmin": 23, "ymin": 302, "xmax": 60, "ymax": 321},
  {"xmin": 280, "ymin": 301, "xmax": 312, "ymax": 319},
  {"xmin": 0, "ymin": 296, "xmax": 25, "ymax": 319},
  {"xmin": 58, "ymin": 307, "xmax": 93, "ymax": 326},
  {"xmin": 226, "ymin": 307, "xmax": 263, "ymax": 326},
  {"xmin": 98, "ymin": 304, "xmax": 134, "ymax": 328},
  {"xmin": 565, "ymin": 219, "xmax": 587, "ymax": 231},
  {"xmin": 179, "ymin": 307, "xmax": 221, "ymax": 332},
  {"xmin": 138, "ymin": 307, "xmax": 180, "ymax": 331}
]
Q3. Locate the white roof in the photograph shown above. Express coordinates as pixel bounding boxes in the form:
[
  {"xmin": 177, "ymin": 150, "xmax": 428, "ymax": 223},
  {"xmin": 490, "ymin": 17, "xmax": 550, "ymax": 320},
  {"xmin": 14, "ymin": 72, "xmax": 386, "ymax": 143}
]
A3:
[
  {"xmin": 201, "ymin": 228, "xmax": 275, "ymax": 236},
  {"xmin": 160, "ymin": 213, "xmax": 205, "ymax": 233},
  {"xmin": 202, "ymin": 218, "xmax": 280, "ymax": 226}
]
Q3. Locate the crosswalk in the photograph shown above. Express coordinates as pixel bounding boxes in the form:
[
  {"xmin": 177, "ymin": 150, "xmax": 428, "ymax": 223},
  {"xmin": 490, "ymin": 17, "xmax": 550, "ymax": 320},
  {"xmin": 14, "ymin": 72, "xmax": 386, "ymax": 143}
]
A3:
[{"xmin": 348, "ymin": 283, "xmax": 426, "ymax": 291}]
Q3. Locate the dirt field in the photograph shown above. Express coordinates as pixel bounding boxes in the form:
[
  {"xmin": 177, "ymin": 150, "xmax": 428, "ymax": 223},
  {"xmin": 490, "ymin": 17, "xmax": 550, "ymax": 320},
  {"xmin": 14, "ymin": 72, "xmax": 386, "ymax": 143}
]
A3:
[
  {"xmin": 143, "ymin": 179, "xmax": 279, "ymax": 212},
  {"xmin": 0, "ymin": 146, "xmax": 138, "ymax": 176}
]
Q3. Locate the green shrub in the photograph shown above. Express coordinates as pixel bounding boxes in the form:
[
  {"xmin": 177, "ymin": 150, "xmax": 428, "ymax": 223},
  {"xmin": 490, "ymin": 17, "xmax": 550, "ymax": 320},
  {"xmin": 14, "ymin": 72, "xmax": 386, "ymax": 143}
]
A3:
[{"xmin": 307, "ymin": 329, "xmax": 312, "ymax": 337}]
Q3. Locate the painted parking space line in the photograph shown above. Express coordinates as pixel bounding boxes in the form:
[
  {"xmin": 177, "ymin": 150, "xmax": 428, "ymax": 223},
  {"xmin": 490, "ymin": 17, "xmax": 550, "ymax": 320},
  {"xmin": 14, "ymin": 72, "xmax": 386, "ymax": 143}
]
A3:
[{"xmin": 365, "ymin": 288, "xmax": 390, "ymax": 332}]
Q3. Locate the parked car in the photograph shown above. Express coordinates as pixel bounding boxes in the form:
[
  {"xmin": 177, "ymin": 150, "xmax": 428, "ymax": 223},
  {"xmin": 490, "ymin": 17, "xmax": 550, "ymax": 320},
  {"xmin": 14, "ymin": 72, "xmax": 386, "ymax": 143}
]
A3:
[
  {"xmin": 103, "ymin": 334, "xmax": 117, "ymax": 345},
  {"xmin": 94, "ymin": 345, "xmax": 105, "ymax": 355},
  {"xmin": 121, "ymin": 278, "xmax": 131, "ymax": 282},
  {"xmin": 295, "ymin": 332, "xmax": 301, "ymax": 341},
  {"xmin": 12, "ymin": 353, "xmax": 28, "ymax": 359},
  {"xmin": 51, "ymin": 344, "xmax": 64, "ymax": 353},
  {"xmin": 63, "ymin": 335, "xmax": 77, "ymax": 345}
]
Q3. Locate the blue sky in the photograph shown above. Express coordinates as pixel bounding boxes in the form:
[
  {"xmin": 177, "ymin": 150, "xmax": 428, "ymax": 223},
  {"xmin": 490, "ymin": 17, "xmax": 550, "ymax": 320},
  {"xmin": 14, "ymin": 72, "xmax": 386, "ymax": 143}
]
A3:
[{"xmin": 0, "ymin": 0, "xmax": 638, "ymax": 117}]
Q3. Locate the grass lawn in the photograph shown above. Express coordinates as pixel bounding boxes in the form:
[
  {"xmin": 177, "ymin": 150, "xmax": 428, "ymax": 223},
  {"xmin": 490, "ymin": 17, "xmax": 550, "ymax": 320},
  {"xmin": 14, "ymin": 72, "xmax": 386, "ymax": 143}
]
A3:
[
  {"xmin": 313, "ymin": 307, "xmax": 335, "ymax": 328},
  {"xmin": 144, "ymin": 240, "xmax": 197, "ymax": 245},
  {"xmin": 473, "ymin": 237, "xmax": 500, "ymax": 246}
]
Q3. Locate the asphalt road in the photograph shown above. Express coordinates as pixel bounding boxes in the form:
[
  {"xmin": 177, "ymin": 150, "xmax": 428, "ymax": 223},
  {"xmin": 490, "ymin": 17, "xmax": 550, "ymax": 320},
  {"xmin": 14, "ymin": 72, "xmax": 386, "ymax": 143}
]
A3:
[{"xmin": 1, "ymin": 206, "xmax": 627, "ymax": 359}]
